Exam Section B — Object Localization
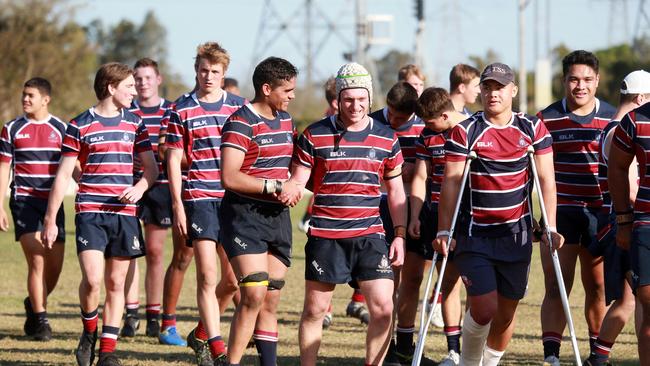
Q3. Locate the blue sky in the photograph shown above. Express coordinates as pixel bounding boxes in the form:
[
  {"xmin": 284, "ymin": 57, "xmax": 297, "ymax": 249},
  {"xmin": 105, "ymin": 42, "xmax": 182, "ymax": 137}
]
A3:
[{"xmin": 75, "ymin": 0, "xmax": 640, "ymax": 88}]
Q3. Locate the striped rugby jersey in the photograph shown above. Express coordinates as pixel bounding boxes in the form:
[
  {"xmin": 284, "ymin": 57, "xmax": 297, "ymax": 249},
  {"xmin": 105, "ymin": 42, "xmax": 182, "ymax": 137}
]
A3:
[
  {"xmin": 539, "ymin": 98, "xmax": 615, "ymax": 208},
  {"xmin": 369, "ymin": 108, "xmax": 425, "ymax": 164},
  {"xmin": 0, "ymin": 115, "xmax": 66, "ymax": 200},
  {"xmin": 294, "ymin": 115, "xmax": 404, "ymax": 239},
  {"xmin": 415, "ymin": 127, "xmax": 448, "ymax": 205},
  {"xmin": 165, "ymin": 91, "xmax": 246, "ymax": 202},
  {"xmin": 612, "ymin": 104, "xmax": 650, "ymax": 225},
  {"xmin": 221, "ymin": 104, "xmax": 295, "ymax": 203},
  {"xmin": 129, "ymin": 99, "xmax": 172, "ymax": 183},
  {"xmin": 62, "ymin": 108, "xmax": 152, "ymax": 216},
  {"xmin": 597, "ymin": 120, "xmax": 621, "ymax": 214},
  {"xmin": 445, "ymin": 112, "xmax": 553, "ymax": 237}
]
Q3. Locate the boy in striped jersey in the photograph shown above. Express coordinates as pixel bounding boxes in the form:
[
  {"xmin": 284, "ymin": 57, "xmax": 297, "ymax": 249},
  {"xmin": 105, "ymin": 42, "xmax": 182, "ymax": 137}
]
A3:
[
  {"xmin": 0, "ymin": 77, "xmax": 66, "ymax": 341},
  {"xmin": 42, "ymin": 63, "xmax": 159, "ymax": 366},
  {"xmin": 289, "ymin": 63, "xmax": 407, "ymax": 366},
  {"xmin": 119, "ymin": 57, "xmax": 174, "ymax": 341},
  {"xmin": 584, "ymin": 70, "xmax": 650, "ymax": 366},
  {"xmin": 538, "ymin": 50, "xmax": 616, "ymax": 366},
  {"xmin": 407, "ymin": 87, "xmax": 467, "ymax": 366},
  {"xmin": 166, "ymin": 42, "xmax": 246, "ymax": 365},
  {"xmin": 436, "ymin": 63, "xmax": 563, "ymax": 365},
  {"xmin": 220, "ymin": 57, "xmax": 298, "ymax": 366}
]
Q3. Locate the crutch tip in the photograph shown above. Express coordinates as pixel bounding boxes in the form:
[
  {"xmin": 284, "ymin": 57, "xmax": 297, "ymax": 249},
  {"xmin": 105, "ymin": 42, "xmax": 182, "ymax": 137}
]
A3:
[
  {"xmin": 527, "ymin": 145, "xmax": 535, "ymax": 154},
  {"xmin": 468, "ymin": 150, "xmax": 478, "ymax": 159}
]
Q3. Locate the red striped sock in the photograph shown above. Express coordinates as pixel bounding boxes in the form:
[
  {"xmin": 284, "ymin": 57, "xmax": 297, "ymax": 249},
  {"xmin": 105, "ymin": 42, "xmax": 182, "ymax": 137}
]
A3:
[
  {"xmin": 351, "ymin": 290, "xmax": 365, "ymax": 303},
  {"xmin": 99, "ymin": 325, "xmax": 119, "ymax": 353},
  {"xmin": 195, "ymin": 320, "xmax": 208, "ymax": 341},
  {"xmin": 81, "ymin": 309, "xmax": 99, "ymax": 333},
  {"xmin": 208, "ymin": 336, "xmax": 226, "ymax": 358},
  {"xmin": 161, "ymin": 314, "xmax": 176, "ymax": 330}
]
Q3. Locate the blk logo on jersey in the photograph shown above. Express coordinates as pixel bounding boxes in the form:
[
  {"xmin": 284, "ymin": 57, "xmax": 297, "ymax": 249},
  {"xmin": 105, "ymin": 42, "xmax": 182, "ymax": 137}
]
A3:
[
  {"xmin": 376, "ymin": 255, "xmax": 392, "ymax": 274},
  {"xmin": 15, "ymin": 133, "xmax": 30, "ymax": 139},
  {"xmin": 90, "ymin": 136, "xmax": 105, "ymax": 143},
  {"xmin": 476, "ymin": 141, "xmax": 493, "ymax": 148},
  {"xmin": 557, "ymin": 134, "xmax": 574, "ymax": 141},
  {"xmin": 193, "ymin": 120, "xmax": 208, "ymax": 128},
  {"xmin": 330, "ymin": 150, "xmax": 346, "ymax": 157},
  {"xmin": 260, "ymin": 138, "xmax": 274, "ymax": 145},
  {"xmin": 311, "ymin": 260, "xmax": 324, "ymax": 275}
]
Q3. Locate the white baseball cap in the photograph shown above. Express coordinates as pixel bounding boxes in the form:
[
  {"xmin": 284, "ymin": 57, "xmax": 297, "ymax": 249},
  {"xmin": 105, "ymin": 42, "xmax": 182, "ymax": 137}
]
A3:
[{"xmin": 620, "ymin": 70, "xmax": 650, "ymax": 94}]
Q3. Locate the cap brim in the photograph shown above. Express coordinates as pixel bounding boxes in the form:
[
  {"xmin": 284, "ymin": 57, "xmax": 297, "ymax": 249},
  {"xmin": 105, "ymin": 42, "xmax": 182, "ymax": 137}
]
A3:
[{"xmin": 480, "ymin": 76, "xmax": 512, "ymax": 86}]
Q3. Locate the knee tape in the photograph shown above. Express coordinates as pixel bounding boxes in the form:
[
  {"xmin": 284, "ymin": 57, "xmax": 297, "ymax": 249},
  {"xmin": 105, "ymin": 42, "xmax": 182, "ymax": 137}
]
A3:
[
  {"xmin": 268, "ymin": 278, "xmax": 285, "ymax": 291},
  {"xmin": 239, "ymin": 272, "xmax": 269, "ymax": 288}
]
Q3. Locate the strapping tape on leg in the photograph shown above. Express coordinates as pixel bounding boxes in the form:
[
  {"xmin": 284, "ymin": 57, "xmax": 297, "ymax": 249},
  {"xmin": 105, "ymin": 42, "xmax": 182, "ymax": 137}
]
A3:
[
  {"xmin": 239, "ymin": 272, "xmax": 269, "ymax": 288},
  {"xmin": 267, "ymin": 279, "xmax": 285, "ymax": 291}
]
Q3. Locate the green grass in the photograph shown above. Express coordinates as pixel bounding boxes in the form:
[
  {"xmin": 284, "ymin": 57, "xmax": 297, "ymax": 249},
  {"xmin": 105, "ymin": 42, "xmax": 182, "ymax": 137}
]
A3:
[{"xmin": 0, "ymin": 197, "xmax": 639, "ymax": 365}]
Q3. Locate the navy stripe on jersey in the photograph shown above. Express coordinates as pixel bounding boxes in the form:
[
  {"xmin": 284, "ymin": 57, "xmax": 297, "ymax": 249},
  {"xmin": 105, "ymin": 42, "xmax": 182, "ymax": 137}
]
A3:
[
  {"xmin": 129, "ymin": 99, "xmax": 172, "ymax": 183},
  {"xmin": 62, "ymin": 108, "xmax": 152, "ymax": 216},
  {"xmin": 613, "ymin": 104, "xmax": 650, "ymax": 225},
  {"xmin": 415, "ymin": 127, "xmax": 447, "ymax": 204},
  {"xmin": 294, "ymin": 115, "xmax": 404, "ymax": 239},
  {"xmin": 539, "ymin": 98, "xmax": 615, "ymax": 208},
  {"xmin": 165, "ymin": 91, "xmax": 246, "ymax": 202},
  {"xmin": 0, "ymin": 115, "xmax": 66, "ymax": 200},
  {"xmin": 221, "ymin": 104, "xmax": 295, "ymax": 203},
  {"xmin": 445, "ymin": 112, "xmax": 553, "ymax": 237},
  {"xmin": 597, "ymin": 120, "xmax": 620, "ymax": 213},
  {"xmin": 370, "ymin": 108, "xmax": 425, "ymax": 164}
]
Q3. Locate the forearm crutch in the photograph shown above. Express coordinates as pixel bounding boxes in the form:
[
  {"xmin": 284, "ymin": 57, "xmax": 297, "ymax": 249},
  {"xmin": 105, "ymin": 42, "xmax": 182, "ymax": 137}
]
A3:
[
  {"xmin": 527, "ymin": 146, "xmax": 581, "ymax": 365},
  {"xmin": 412, "ymin": 150, "xmax": 477, "ymax": 366}
]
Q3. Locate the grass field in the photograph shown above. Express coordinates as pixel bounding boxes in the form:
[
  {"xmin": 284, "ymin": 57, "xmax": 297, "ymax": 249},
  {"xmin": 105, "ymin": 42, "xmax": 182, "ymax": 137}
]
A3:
[{"xmin": 0, "ymin": 197, "xmax": 640, "ymax": 365}]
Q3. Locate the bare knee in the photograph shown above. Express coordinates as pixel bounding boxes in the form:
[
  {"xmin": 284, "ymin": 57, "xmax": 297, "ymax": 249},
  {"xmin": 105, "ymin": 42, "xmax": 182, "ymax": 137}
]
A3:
[
  {"xmin": 171, "ymin": 249, "xmax": 193, "ymax": 271},
  {"xmin": 240, "ymin": 287, "xmax": 267, "ymax": 310}
]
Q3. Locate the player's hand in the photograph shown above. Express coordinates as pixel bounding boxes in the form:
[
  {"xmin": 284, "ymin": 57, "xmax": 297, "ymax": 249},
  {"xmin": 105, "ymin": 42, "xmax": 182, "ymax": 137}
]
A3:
[
  {"xmin": 616, "ymin": 223, "xmax": 632, "ymax": 250},
  {"xmin": 41, "ymin": 218, "xmax": 58, "ymax": 249},
  {"xmin": 172, "ymin": 205, "xmax": 188, "ymax": 241},
  {"xmin": 0, "ymin": 207, "xmax": 9, "ymax": 231},
  {"xmin": 278, "ymin": 180, "xmax": 303, "ymax": 207},
  {"xmin": 118, "ymin": 185, "xmax": 145, "ymax": 204},
  {"xmin": 541, "ymin": 230, "xmax": 564, "ymax": 251},
  {"xmin": 408, "ymin": 219, "xmax": 421, "ymax": 239},
  {"xmin": 433, "ymin": 233, "xmax": 455, "ymax": 257},
  {"xmin": 389, "ymin": 236, "xmax": 405, "ymax": 267}
]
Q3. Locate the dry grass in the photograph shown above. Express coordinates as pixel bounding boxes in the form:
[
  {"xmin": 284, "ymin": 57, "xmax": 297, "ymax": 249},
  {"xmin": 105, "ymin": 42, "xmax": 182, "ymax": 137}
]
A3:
[{"xmin": 0, "ymin": 198, "xmax": 639, "ymax": 365}]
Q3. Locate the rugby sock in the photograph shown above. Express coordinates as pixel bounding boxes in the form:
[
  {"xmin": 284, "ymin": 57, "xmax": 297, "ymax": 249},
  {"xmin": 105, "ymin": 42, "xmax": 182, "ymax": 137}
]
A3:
[
  {"xmin": 589, "ymin": 337, "xmax": 614, "ymax": 365},
  {"xmin": 81, "ymin": 308, "xmax": 99, "ymax": 333},
  {"xmin": 460, "ymin": 310, "xmax": 490, "ymax": 365},
  {"xmin": 161, "ymin": 313, "xmax": 176, "ymax": 331},
  {"xmin": 351, "ymin": 289, "xmax": 366, "ymax": 303},
  {"xmin": 253, "ymin": 330, "xmax": 278, "ymax": 366},
  {"xmin": 589, "ymin": 330, "xmax": 599, "ymax": 350},
  {"xmin": 145, "ymin": 303, "xmax": 160, "ymax": 323},
  {"xmin": 542, "ymin": 331, "xmax": 562, "ymax": 358},
  {"xmin": 444, "ymin": 325, "xmax": 462, "ymax": 353},
  {"xmin": 99, "ymin": 325, "xmax": 119, "ymax": 354},
  {"xmin": 395, "ymin": 325, "xmax": 415, "ymax": 354},
  {"xmin": 195, "ymin": 320, "xmax": 208, "ymax": 341},
  {"xmin": 207, "ymin": 335, "xmax": 226, "ymax": 358},
  {"xmin": 125, "ymin": 302, "xmax": 139, "ymax": 317},
  {"xmin": 481, "ymin": 345, "xmax": 505, "ymax": 366}
]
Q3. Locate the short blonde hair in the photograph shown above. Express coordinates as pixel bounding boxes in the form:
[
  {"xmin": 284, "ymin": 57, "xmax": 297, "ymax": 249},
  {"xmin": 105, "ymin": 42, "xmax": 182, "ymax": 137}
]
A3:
[
  {"xmin": 398, "ymin": 64, "xmax": 426, "ymax": 82},
  {"xmin": 194, "ymin": 42, "xmax": 230, "ymax": 71}
]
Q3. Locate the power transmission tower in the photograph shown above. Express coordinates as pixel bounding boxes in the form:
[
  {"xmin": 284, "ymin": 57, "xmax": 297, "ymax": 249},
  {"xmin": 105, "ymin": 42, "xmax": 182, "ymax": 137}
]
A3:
[
  {"xmin": 607, "ymin": 0, "xmax": 629, "ymax": 45},
  {"xmin": 635, "ymin": 0, "xmax": 650, "ymax": 42}
]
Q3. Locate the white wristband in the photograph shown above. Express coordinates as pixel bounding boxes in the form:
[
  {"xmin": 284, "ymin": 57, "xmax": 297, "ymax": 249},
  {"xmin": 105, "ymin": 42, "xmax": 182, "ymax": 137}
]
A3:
[{"xmin": 436, "ymin": 230, "xmax": 450, "ymax": 238}]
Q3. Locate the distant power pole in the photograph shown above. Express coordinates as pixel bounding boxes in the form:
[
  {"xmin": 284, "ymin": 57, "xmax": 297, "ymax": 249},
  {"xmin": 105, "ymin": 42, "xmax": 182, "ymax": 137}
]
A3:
[
  {"xmin": 355, "ymin": 0, "xmax": 368, "ymax": 65},
  {"xmin": 518, "ymin": 0, "xmax": 531, "ymax": 113},
  {"xmin": 414, "ymin": 0, "xmax": 425, "ymax": 68},
  {"xmin": 635, "ymin": 0, "xmax": 650, "ymax": 44}
]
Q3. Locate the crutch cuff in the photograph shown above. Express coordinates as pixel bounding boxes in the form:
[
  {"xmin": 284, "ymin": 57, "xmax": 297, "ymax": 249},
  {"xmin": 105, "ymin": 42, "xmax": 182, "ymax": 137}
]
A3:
[
  {"xmin": 436, "ymin": 230, "xmax": 450, "ymax": 237},
  {"xmin": 548, "ymin": 226, "xmax": 557, "ymax": 232}
]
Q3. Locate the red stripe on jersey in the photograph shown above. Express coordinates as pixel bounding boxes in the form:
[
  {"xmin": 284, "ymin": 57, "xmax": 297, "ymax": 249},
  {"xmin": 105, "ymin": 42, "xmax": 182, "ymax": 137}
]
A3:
[{"xmin": 472, "ymin": 201, "xmax": 529, "ymax": 226}]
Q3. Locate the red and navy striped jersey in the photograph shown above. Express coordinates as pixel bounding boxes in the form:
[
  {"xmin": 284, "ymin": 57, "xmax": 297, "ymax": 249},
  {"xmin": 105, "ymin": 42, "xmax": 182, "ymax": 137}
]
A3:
[
  {"xmin": 129, "ymin": 99, "xmax": 172, "ymax": 183},
  {"xmin": 165, "ymin": 91, "xmax": 246, "ymax": 202},
  {"xmin": 221, "ymin": 104, "xmax": 295, "ymax": 203},
  {"xmin": 0, "ymin": 115, "xmax": 66, "ymax": 200},
  {"xmin": 539, "ymin": 98, "xmax": 615, "ymax": 208},
  {"xmin": 597, "ymin": 120, "xmax": 621, "ymax": 214},
  {"xmin": 370, "ymin": 108, "xmax": 425, "ymax": 164},
  {"xmin": 294, "ymin": 116, "xmax": 404, "ymax": 239},
  {"xmin": 613, "ymin": 104, "xmax": 650, "ymax": 225},
  {"xmin": 62, "ymin": 108, "xmax": 152, "ymax": 216},
  {"xmin": 445, "ymin": 112, "xmax": 553, "ymax": 237},
  {"xmin": 415, "ymin": 127, "xmax": 448, "ymax": 205}
]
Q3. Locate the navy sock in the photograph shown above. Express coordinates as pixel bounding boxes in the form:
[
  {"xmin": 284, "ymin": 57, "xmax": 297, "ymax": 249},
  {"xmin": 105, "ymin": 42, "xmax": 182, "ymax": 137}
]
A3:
[
  {"xmin": 254, "ymin": 330, "xmax": 278, "ymax": 366},
  {"xmin": 395, "ymin": 326, "xmax": 414, "ymax": 354}
]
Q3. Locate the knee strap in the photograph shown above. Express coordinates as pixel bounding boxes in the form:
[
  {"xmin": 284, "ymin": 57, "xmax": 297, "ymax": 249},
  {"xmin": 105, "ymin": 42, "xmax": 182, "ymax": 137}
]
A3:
[
  {"xmin": 239, "ymin": 271, "xmax": 269, "ymax": 288},
  {"xmin": 268, "ymin": 278, "xmax": 285, "ymax": 291}
]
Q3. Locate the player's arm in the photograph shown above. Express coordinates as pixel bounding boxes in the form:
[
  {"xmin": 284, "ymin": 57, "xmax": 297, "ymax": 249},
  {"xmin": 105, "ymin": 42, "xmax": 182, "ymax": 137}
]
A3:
[
  {"xmin": 221, "ymin": 147, "xmax": 272, "ymax": 194},
  {"xmin": 434, "ymin": 159, "xmax": 465, "ymax": 256},
  {"xmin": 385, "ymin": 164, "xmax": 407, "ymax": 267},
  {"xmin": 408, "ymin": 159, "xmax": 429, "ymax": 239},
  {"xmin": 0, "ymin": 161, "xmax": 11, "ymax": 231},
  {"xmin": 604, "ymin": 128, "xmax": 639, "ymax": 202},
  {"xmin": 534, "ymin": 151, "xmax": 563, "ymax": 250},
  {"xmin": 609, "ymin": 143, "xmax": 635, "ymax": 250},
  {"xmin": 119, "ymin": 150, "xmax": 158, "ymax": 204},
  {"xmin": 159, "ymin": 131, "xmax": 188, "ymax": 170},
  {"xmin": 166, "ymin": 147, "xmax": 187, "ymax": 238},
  {"xmin": 42, "ymin": 155, "xmax": 77, "ymax": 248}
]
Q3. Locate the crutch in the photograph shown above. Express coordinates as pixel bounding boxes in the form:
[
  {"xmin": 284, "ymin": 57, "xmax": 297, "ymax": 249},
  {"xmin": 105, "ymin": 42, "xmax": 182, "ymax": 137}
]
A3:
[
  {"xmin": 527, "ymin": 146, "xmax": 581, "ymax": 365},
  {"xmin": 412, "ymin": 150, "xmax": 477, "ymax": 366}
]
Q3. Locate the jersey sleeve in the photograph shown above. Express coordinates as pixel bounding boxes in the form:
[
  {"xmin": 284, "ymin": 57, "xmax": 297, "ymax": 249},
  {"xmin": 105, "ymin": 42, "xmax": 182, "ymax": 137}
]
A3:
[
  {"xmin": 613, "ymin": 111, "xmax": 636, "ymax": 154},
  {"xmin": 165, "ymin": 108, "xmax": 185, "ymax": 150},
  {"xmin": 415, "ymin": 132, "xmax": 429, "ymax": 160},
  {"xmin": 294, "ymin": 129, "xmax": 315, "ymax": 168},
  {"xmin": 0, "ymin": 123, "xmax": 13, "ymax": 163},
  {"xmin": 135, "ymin": 119, "xmax": 152, "ymax": 154},
  {"xmin": 62, "ymin": 119, "xmax": 81, "ymax": 157},
  {"xmin": 444, "ymin": 124, "xmax": 469, "ymax": 162},
  {"xmin": 532, "ymin": 117, "xmax": 553, "ymax": 154},
  {"xmin": 221, "ymin": 116, "xmax": 252, "ymax": 153},
  {"xmin": 383, "ymin": 134, "xmax": 404, "ymax": 172}
]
